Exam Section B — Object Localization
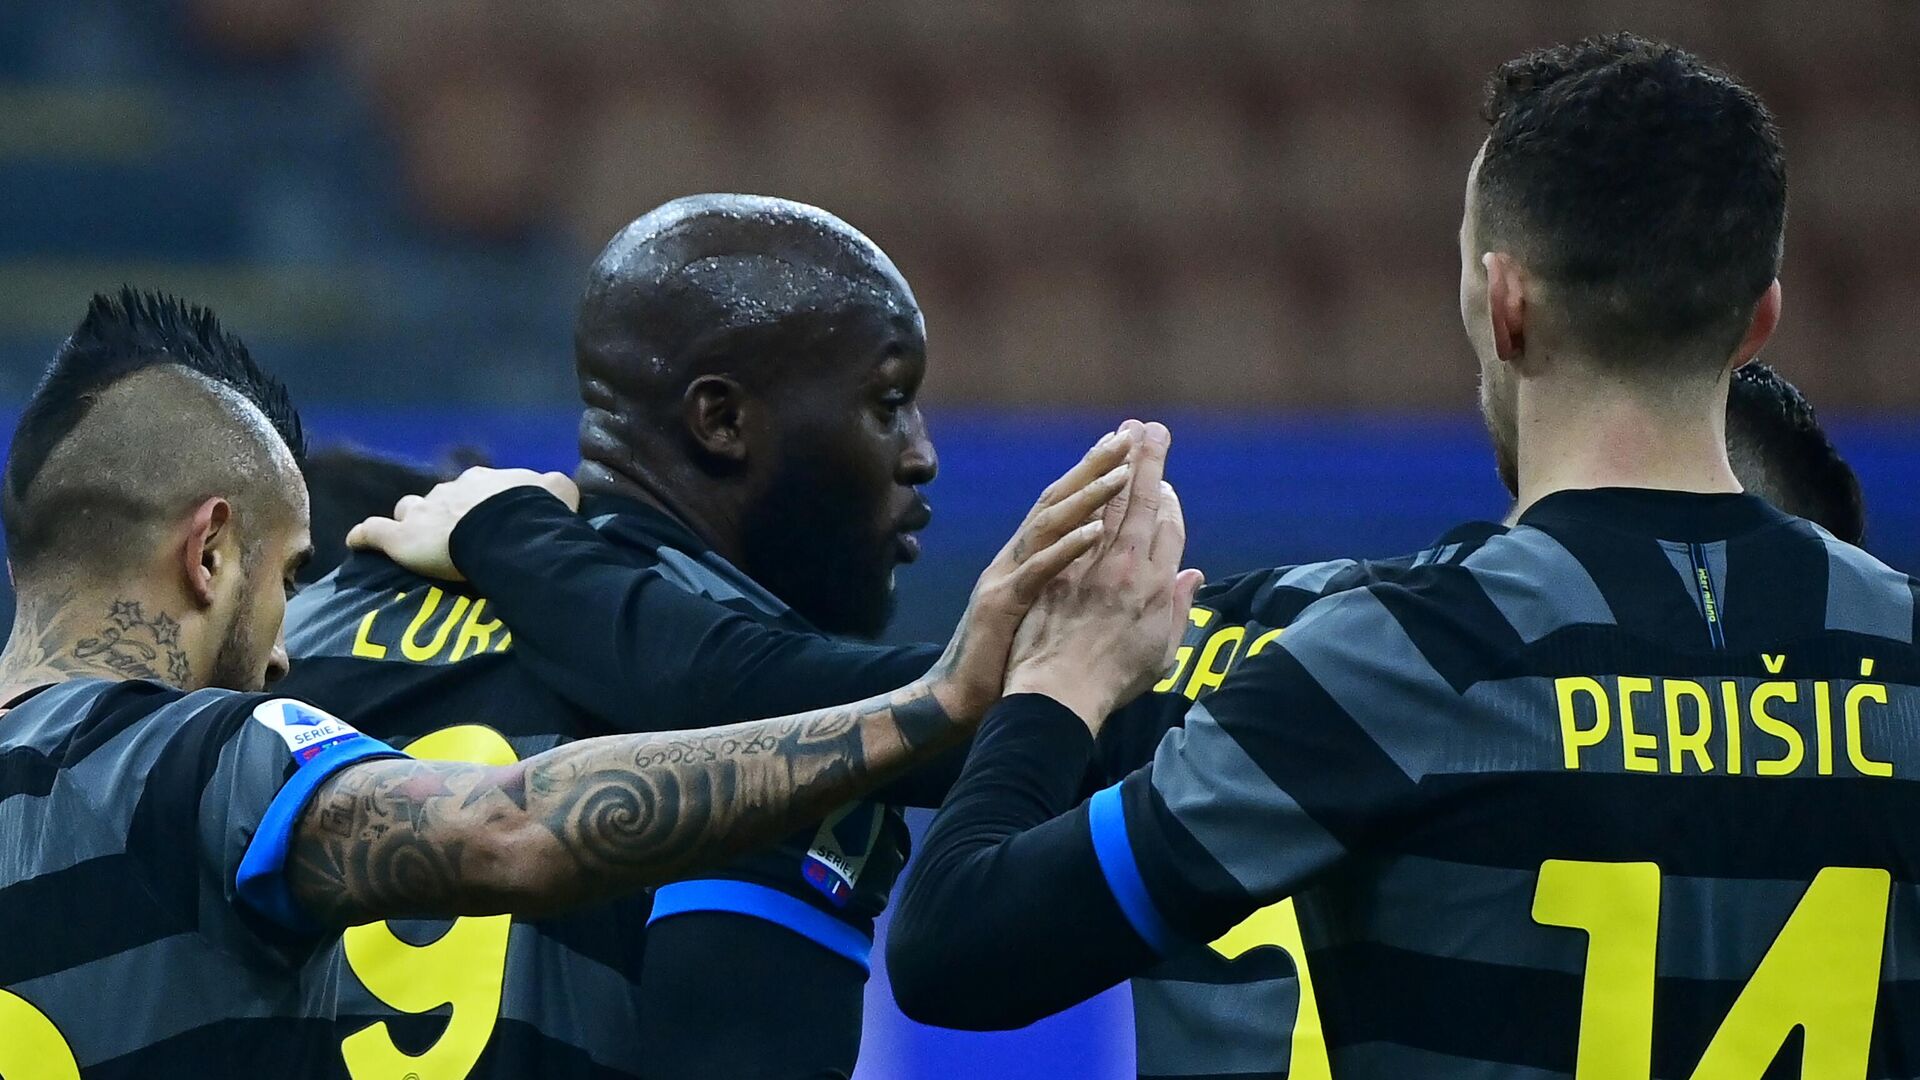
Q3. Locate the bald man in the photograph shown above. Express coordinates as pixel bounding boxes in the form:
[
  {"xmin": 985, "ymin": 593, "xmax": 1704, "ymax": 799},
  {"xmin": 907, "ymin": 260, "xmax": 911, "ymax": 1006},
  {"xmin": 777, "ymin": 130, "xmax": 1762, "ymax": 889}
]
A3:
[
  {"xmin": 281, "ymin": 195, "xmax": 965, "ymax": 1079},
  {"xmin": 0, "ymin": 288, "xmax": 1165, "ymax": 1077}
]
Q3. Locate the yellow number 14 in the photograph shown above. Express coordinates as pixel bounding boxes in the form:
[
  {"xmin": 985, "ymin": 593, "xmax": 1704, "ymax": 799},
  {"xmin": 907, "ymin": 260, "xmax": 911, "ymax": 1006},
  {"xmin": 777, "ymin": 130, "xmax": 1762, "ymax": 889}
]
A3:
[{"xmin": 1534, "ymin": 860, "xmax": 1890, "ymax": 1079}]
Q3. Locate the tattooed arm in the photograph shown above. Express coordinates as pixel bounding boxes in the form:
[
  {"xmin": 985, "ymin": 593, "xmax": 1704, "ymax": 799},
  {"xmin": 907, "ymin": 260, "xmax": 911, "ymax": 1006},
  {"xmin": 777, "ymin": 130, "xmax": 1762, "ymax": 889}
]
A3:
[
  {"xmin": 289, "ymin": 680, "xmax": 958, "ymax": 925},
  {"xmin": 294, "ymin": 426, "xmax": 1150, "ymax": 926}
]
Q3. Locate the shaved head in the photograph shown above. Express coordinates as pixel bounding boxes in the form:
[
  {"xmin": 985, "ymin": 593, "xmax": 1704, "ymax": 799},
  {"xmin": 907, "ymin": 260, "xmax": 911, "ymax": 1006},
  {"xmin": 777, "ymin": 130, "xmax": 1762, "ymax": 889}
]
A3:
[
  {"xmin": 575, "ymin": 194, "xmax": 920, "ymax": 419},
  {"xmin": 8, "ymin": 366, "xmax": 304, "ymax": 585},
  {"xmin": 570, "ymin": 195, "xmax": 938, "ymax": 639}
]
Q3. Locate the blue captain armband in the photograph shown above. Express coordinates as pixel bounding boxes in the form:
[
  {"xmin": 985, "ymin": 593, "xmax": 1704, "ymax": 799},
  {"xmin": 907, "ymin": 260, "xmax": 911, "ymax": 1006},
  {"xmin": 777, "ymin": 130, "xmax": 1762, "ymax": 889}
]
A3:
[
  {"xmin": 1088, "ymin": 782, "xmax": 1177, "ymax": 955},
  {"xmin": 235, "ymin": 699, "xmax": 407, "ymax": 934}
]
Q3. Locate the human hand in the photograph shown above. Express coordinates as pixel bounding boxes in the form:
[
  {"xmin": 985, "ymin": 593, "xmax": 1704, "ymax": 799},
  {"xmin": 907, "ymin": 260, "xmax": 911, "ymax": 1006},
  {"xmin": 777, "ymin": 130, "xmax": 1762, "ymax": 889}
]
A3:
[
  {"xmin": 925, "ymin": 427, "xmax": 1139, "ymax": 723},
  {"xmin": 1003, "ymin": 420, "xmax": 1204, "ymax": 731},
  {"xmin": 346, "ymin": 466, "xmax": 580, "ymax": 581}
]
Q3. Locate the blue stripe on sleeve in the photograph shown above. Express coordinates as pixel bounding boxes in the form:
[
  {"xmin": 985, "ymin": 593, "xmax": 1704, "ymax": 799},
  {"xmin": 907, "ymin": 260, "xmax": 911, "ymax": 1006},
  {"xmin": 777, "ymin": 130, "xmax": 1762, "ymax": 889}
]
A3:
[
  {"xmin": 1087, "ymin": 781, "xmax": 1175, "ymax": 954},
  {"xmin": 648, "ymin": 879, "xmax": 873, "ymax": 971},
  {"xmin": 235, "ymin": 734, "xmax": 407, "ymax": 934}
]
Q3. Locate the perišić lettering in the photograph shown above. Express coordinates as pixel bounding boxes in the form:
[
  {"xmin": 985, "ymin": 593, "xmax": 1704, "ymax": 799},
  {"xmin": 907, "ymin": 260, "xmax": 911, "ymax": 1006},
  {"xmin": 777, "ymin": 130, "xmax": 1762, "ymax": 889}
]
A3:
[{"xmin": 1555, "ymin": 663, "xmax": 1893, "ymax": 778}]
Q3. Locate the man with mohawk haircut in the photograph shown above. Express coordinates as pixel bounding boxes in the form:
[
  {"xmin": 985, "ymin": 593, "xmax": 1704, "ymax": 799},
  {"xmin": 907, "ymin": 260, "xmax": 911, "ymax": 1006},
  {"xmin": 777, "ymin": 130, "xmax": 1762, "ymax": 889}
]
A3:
[
  {"xmin": 0, "ymin": 289, "xmax": 1182, "ymax": 1077},
  {"xmin": 1, "ymin": 288, "xmax": 311, "ymax": 693}
]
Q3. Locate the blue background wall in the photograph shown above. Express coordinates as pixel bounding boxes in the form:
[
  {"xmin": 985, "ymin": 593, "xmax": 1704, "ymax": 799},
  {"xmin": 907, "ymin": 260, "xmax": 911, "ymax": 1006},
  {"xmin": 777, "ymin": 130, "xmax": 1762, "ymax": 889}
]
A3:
[
  {"xmin": 271, "ymin": 407, "xmax": 1920, "ymax": 646},
  {"xmin": 2, "ymin": 408, "xmax": 1914, "ymax": 1078}
]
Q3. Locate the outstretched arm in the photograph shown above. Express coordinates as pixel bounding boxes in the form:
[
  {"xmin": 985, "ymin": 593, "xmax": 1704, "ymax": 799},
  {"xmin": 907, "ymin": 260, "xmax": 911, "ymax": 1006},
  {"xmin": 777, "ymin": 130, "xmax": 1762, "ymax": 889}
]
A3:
[
  {"xmin": 435, "ymin": 486, "xmax": 943, "ymax": 732},
  {"xmin": 890, "ymin": 421, "xmax": 1240, "ymax": 1029},
  {"xmin": 347, "ymin": 432, "xmax": 1133, "ymax": 740},
  {"xmin": 292, "ymin": 429, "xmax": 1148, "ymax": 927},
  {"xmin": 289, "ymin": 679, "xmax": 954, "ymax": 926},
  {"xmin": 429, "ymin": 486, "xmax": 961, "ymax": 806},
  {"xmin": 889, "ymin": 693, "xmax": 1160, "ymax": 1028},
  {"xmin": 891, "ymin": 572, "xmax": 1431, "ymax": 1029}
]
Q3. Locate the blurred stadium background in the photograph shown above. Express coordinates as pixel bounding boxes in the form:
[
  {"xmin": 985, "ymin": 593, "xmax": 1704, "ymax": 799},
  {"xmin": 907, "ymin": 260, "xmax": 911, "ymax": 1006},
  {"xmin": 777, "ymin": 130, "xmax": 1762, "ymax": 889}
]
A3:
[{"xmin": 2, "ymin": 3, "xmax": 1917, "ymax": 1077}]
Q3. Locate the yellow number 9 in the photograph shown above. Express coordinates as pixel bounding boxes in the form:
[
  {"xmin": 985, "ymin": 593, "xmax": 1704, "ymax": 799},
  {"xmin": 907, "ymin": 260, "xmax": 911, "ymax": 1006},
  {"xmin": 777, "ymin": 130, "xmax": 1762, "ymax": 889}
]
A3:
[
  {"xmin": 341, "ymin": 726, "xmax": 519, "ymax": 1080},
  {"xmin": 0, "ymin": 989, "xmax": 81, "ymax": 1079}
]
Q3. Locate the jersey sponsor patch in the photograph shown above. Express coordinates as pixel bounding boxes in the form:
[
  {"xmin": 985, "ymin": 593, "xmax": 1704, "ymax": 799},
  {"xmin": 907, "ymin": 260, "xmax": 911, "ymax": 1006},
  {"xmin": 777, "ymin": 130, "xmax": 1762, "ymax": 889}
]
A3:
[
  {"xmin": 251, "ymin": 698, "xmax": 366, "ymax": 762},
  {"xmin": 802, "ymin": 803, "xmax": 885, "ymax": 907}
]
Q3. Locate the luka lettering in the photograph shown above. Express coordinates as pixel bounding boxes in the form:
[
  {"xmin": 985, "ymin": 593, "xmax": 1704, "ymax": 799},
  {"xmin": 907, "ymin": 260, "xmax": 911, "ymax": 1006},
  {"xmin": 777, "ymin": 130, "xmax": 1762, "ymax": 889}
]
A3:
[{"xmin": 352, "ymin": 590, "xmax": 514, "ymax": 665}]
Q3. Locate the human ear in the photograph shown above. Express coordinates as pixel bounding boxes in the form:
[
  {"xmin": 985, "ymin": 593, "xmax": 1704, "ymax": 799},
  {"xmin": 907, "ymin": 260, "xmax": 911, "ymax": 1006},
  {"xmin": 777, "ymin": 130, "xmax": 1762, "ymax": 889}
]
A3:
[
  {"xmin": 1485, "ymin": 252, "xmax": 1527, "ymax": 366},
  {"xmin": 180, "ymin": 497, "xmax": 232, "ymax": 609},
  {"xmin": 1730, "ymin": 280, "xmax": 1783, "ymax": 370},
  {"xmin": 681, "ymin": 374, "xmax": 752, "ymax": 465}
]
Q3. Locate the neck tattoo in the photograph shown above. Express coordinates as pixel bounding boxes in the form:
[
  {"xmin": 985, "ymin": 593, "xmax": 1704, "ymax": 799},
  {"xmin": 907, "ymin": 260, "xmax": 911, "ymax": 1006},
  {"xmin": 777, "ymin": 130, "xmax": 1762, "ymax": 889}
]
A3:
[{"xmin": 0, "ymin": 594, "xmax": 192, "ymax": 688}]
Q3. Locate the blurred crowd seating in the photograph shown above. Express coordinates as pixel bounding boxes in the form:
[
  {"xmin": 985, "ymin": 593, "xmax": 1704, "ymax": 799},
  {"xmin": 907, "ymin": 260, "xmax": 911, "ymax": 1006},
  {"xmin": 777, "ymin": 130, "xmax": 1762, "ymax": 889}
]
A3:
[{"xmin": 148, "ymin": 2, "xmax": 1920, "ymax": 406}]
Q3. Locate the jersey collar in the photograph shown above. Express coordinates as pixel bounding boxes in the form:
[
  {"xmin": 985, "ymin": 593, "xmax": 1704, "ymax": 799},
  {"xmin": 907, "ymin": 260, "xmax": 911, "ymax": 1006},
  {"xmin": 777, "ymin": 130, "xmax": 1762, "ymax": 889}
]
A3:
[
  {"xmin": 580, "ymin": 492, "xmax": 716, "ymax": 557},
  {"xmin": 1432, "ymin": 520, "xmax": 1508, "ymax": 549},
  {"xmin": 1516, "ymin": 487, "xmax": 1792, "ymax": 542},
  {"xmin": 579, "ymin": 493, "xmax": 820, "ymax": 632},
  {"xmin": 0, "ymin": 682, "xmax": 57, "ymax": 712}
]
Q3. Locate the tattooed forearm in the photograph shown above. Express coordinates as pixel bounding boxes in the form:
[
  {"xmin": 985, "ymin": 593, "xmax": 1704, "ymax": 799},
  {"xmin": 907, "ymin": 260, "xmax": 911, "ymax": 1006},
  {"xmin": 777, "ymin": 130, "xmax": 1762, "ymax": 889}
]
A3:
[
  {"xmin": 288, "ymin": 682, "xmax": 959, "ymax": 926},
  {"xmin": 287, "ymin": 760, "xmax": 485, "ymax": 923},
  {"xmin": 525, "ymin": 689, "xmax": 951, "ymax": 884}
]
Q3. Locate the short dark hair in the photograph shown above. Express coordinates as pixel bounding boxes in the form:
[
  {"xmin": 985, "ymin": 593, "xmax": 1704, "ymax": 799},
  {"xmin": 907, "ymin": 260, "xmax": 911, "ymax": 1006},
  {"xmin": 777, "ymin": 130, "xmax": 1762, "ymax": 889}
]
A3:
[
  {"xmin": 1477, "ymin": 33, "xmax": 1786, "ymax": 363},
  {"xmin": 1726, "ymin": 362, "xmax": 1863, "ymax": 544},
  {"xmin": 2, "ymin": 289, "xmax": 307, "ymax": 567}
]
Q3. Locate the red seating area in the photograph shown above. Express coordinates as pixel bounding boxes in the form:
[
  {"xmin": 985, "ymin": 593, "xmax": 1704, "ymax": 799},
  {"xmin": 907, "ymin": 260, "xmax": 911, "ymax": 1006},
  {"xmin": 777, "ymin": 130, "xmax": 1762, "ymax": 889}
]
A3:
[{"xmin": 190, "ymin": 0, "xmax": 1920, "ymax": 408}]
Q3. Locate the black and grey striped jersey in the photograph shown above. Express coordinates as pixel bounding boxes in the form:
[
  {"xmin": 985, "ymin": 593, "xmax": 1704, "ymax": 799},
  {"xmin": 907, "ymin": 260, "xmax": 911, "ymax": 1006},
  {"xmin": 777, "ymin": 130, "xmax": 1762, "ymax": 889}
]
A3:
[
  {"xmin": 0, "ymin": 678, "xmax": 401, "ymax": 1078},
  {"xmin": 896, "ymin": 487, "xmax": 1920, "ymax": 1078},
  {"xmin": 1096, "ymin": 523, "xmax": 1503, "ymax": 1080},
  {"xmin": 282, "ymin": 539, "xmax": 649, "ymax": 1079},
  {"xmin": 279, "ymin": 488, "xmax": 941, "ymax": 1079}
]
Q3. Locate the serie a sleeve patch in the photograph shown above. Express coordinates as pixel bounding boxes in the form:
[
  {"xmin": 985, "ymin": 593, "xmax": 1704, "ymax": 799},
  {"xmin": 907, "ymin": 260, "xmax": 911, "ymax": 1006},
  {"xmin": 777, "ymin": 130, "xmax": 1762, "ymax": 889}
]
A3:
[{"xmin": 250, "ymin": 698, "xmax": 367, "ymax": 763}]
